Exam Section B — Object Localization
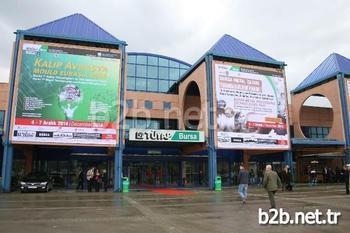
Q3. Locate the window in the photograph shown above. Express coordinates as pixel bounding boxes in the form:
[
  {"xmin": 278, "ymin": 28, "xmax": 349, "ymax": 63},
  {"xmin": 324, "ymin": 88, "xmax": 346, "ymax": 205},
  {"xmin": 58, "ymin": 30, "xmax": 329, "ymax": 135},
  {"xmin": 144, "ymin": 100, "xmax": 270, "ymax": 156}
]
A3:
[
  {"xmin": 169, "ymin": 68, "xmax": 179, "ymax": 80},
  {"xmin": 0, "ymin": 110, "xmax": 5, "ymax": 132},
  {"xmin": 162, "ymin": 119, "xmax": 178, "ymax": 130},
  {"xmin": 159, "ymin": 67, "xmax": 169, "ymax": 79},
  {"xmin": 136, "ymin": 55, "xmax": 147, "ymax": 64},
  {"xmin": 147, "ymin": 79, "xmax": 158, "ymax": 92},
  {"xmin": 144, "ymin": 100, "xmax": 153, "ymax": 109},
  {"xmin": 159, "ymin": 58, "xmax": 169, "ymax": 66},
  {"xmin": 135, "ymin": 78, "xmax": 147, "ymax": 91},
  {"xmin": 169, "ymin": 80, "xmax": 176, "ymax": 87},
  {"xmin": 136, "ymin": 65, "xmax": 147, "ymax": 77},
  {"xmin": 125, "ymin": 118, "xmax": 178, "ymax": 131},
  {"xmin": 159, "ymin": 80, "xmax": 169, "ymax": 92},
  {"xmin": 125, "ymin": 118, "xmax": 135, "ymax": 130},
  {"xmin": 127, "ymin": 77, "xmax": 135, "ymax": 90},
  {"xmin": 148, "ymin": 120, "xmax": 161, "ymax": 129},
  {"xmin": 136, "ymin": 119, "xmax": 147, "ymax": 129},
  {"xmin": 126, "ymin": 53, "xmax": 191, "ymax": 93},
  {"xmin": 169, "ymin": 60, "xmax": 179, "ymax": 68},
  {"xmin": 126, "ymin": 99, "xmax": 133, "ymax": 108},
  {"xmin": 148, "ymin": 56, "xmax": 158, "ymax": 66},
  {"xmin": 180, "ymin": 69, "xmax": 187, "ymax": 76},
  {"xmin": 127, "ymin": 64, "xmax": 136, "ymax": 76},
  {"xmin": 301, "ymin": 126, "xmax": 331, "ymax": 139},
  {"xmin": 128, "ymin": 55, "xmax": 136, "ymax": 63},
  {"xmin": 147, "ymin": 66, "xmax": 158, "ymax": 78},
  {"xmin": 163, "ymin": 102, "xmax": 171, "ymax": 110}
]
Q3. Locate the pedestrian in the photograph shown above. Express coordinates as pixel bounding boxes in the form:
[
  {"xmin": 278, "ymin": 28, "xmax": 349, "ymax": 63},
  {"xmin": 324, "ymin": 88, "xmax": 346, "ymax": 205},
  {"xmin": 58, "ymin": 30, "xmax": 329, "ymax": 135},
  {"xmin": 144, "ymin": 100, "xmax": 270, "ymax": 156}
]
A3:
[
  {"xmin": 257, "ymin": 169, "xmax": 263, "ymax": 187},
  {"xmin": 94, "ymin": 168, "xmax": 102, "ymax": 192},
  {"xmin": 335, "ymin": 167, "xmax": 341, "ymax": 183},
  {"xmin": 86, "ymin": 167, "xmax": 94, "ymax": 192},
  {"xmin": 281, "ymin": 165, "xmax": 292, "ymax": 191},
  {"xmin": 309, "ymin": 169, "xmax": 317, "ymax": 186},
  {"xmin": 238, "ymin": 165, "xmax": 249, "ymax": 204},
  {"xmin": 249, "ymin": 169, "xmax": 255, "ymax": 185},
  {"xmin": 263, "ymin": 164, "xmax": 282, "ymax": 209},
  {"xmin": 102, "ymin": 169, "xmax": 108, "ymax": 192},
  {"xmin": 344, "ymin": 164, "xmax": 350, "ymax": 195},
  {"xmin": 322, "ymin": 166, "xmax": 328, "ymax": 183},
  {"xmin": 76, "ymin": 169, "xmax": 84, "ymax": 190}
]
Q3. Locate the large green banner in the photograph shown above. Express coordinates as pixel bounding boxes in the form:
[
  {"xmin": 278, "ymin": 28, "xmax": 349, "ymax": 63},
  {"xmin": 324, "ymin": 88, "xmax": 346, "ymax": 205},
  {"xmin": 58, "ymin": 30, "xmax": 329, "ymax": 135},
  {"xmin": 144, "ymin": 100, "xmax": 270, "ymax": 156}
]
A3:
[{"xmin": 12, "ymin": 42, "xmax": 120, "ymax": 145}]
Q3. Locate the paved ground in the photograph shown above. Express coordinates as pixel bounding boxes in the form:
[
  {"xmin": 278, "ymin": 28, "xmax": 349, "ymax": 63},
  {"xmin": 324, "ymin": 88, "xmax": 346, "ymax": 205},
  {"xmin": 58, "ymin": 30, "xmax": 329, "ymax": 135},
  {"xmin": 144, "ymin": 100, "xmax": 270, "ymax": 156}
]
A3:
[{"xmin": 0, "ymin": 185, "xmax": 349, "ymax": 233}]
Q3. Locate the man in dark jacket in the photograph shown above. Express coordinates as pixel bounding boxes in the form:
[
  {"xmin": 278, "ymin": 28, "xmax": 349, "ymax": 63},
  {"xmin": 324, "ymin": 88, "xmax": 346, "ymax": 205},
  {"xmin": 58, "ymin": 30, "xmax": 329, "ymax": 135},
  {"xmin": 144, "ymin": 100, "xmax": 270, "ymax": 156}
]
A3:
[
  {"xmin": 263, "ymin": 165, "xmax": 282, "ymax": 209},
  {"xmin": 76, "ymin": 169, "xmax": 84, "ymax": 190},
  {"xmin": 344, "ymin": 164, "xmax": 350, "ymax": 195},
  {"xmin": 281, "ymin": 165, "xmax": 292, "ymax": 191},
  {"xmin": 238, "ymin": 165, "xmax": 249, "ymax": 204}
]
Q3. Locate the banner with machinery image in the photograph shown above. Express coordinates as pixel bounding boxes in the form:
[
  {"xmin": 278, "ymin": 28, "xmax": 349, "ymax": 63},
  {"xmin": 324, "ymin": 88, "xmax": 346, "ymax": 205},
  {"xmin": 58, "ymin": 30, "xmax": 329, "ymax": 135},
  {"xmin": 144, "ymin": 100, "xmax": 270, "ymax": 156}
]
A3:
[
  {"xmin": 215, "ymin": 64, "xmax": 289, "ymax": 149},
  {"xmin": 11, "ymin": 42, "xmax": 120, "ymax": 146}
]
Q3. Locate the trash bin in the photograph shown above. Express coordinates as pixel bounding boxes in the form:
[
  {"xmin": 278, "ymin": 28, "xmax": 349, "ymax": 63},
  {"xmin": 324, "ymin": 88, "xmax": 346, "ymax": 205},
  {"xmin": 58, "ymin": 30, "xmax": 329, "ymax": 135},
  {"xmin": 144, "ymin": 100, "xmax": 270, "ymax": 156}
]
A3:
[
  {"xmin": 122, "ymin": 177, "xmax": 129, "ymax": 193},
  {"xmin": 214, "ymin": 176, "xmax": 222, "ymax": 191}
]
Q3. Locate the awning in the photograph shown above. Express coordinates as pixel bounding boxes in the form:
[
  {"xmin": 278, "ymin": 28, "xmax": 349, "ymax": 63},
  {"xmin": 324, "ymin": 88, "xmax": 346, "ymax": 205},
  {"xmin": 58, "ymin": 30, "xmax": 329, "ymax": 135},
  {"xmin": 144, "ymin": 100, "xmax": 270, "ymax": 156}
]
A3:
[
  {"xmin": 291, "ymin": 138, "xmax": 345, "ymax": 147},
  {"xmin": 299, "ymin": 152, "xmax": 344, "ymax": 159}
]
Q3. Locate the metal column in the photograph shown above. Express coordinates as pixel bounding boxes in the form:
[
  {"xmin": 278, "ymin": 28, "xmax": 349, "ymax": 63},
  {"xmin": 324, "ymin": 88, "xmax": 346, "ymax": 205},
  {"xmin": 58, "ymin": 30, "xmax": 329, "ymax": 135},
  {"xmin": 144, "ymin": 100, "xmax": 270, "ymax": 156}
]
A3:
[
  {"xmin": 205, "ymin": 54, "xmax": 217, "ymax": 189},
  {"xmin": 337, "ymin": 73, "xmax": 350, "ymax": 164},
  {"xmin": 114, "ymin": 44, "xmax": 127, "ymax": 192},
  {"xmin": 2, "ymin": 32, "xmax": 21, "ymax": 192}
]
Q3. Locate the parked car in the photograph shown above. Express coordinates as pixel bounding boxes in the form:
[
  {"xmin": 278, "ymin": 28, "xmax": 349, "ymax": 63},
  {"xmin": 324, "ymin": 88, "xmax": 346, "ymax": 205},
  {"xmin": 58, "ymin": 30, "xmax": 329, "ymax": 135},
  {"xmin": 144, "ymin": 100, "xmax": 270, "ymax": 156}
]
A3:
[{"xmin": 19, "ymin": 173, "xmax": 52, "ymax": 193}]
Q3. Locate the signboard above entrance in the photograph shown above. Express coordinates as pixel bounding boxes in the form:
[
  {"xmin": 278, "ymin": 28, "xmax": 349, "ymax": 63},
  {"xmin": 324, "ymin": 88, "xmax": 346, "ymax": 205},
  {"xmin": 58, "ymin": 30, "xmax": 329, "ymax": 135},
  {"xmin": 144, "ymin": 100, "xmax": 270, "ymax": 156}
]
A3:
[{"xmin": 129, "ymin": 129, "xmax": 205, "ymax": 143}]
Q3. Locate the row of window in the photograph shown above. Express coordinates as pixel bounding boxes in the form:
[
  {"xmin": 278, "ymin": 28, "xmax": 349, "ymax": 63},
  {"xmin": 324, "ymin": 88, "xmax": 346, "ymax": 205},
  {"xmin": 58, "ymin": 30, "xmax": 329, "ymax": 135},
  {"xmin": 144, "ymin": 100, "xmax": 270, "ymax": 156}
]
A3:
[
  {"xmin": 0, "ymin": 110, "xmax": 4, "ymax": 134},
  {"xmin": 128, "ymin": 55, "xmax": 189, "ymax": 69},
  {"xmin": 127, "ymin": 64, "xmax": 187, "ymax": 80},
  {"xmin": 301, "ymin": 126, "xmax": 331, "ymax": 139},
  {"xmin": 126, "ymin": 99, "xmax": 172, "ymax": 110},
  {"xmin": 125, "ymin": 118, "xmax": 178, "ymax": 130},
  {"xmin": 127, "ymin": 78, "xmax": 177, "ymax": 92},
  {"xmin": 126, "ymin": 54, "xmax": 191, "ymax": 93}
]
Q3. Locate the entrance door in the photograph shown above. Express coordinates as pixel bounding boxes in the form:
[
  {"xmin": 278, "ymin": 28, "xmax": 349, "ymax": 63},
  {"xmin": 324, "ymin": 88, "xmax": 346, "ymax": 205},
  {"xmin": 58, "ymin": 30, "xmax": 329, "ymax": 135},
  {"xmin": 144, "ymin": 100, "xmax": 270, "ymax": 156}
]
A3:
[{"xmin": 128, "ymin": 162, "xmax": 164, "ymax": 187}]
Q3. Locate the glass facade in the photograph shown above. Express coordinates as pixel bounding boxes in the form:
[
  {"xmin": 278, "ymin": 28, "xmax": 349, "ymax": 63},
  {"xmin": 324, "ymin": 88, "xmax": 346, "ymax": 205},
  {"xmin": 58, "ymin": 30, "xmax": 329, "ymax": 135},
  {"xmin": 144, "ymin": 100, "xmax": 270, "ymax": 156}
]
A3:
[
  {"xmin": 125, "ymin": 118, "xmax": 178, "ymax": 130},
  {"xmin": 301, "ymin": 126, "xmax": 331, "ymax": 139},
  {"xmin": 0, "ymin": 110, "xmax": 4, "ymax": 134},
  {"xmin": 127, "ymin": 53, "xmax": 191, "ymax": 93}
]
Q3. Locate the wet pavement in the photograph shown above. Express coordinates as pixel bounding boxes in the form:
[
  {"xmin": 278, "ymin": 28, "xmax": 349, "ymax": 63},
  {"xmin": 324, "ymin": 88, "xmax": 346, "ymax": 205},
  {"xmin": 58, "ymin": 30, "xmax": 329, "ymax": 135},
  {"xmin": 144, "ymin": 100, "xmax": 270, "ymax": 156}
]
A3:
[{"xmin": 0, "ymin": 185, "xmax": 349, "ymax": 233}]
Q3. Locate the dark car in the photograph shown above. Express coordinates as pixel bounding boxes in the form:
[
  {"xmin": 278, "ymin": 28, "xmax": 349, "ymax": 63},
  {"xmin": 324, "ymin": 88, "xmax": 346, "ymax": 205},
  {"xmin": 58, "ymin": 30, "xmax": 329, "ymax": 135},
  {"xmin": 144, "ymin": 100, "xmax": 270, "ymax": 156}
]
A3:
[{"xmin": 19, "ymin": 173, "xmax": 53, "ymax": 193}]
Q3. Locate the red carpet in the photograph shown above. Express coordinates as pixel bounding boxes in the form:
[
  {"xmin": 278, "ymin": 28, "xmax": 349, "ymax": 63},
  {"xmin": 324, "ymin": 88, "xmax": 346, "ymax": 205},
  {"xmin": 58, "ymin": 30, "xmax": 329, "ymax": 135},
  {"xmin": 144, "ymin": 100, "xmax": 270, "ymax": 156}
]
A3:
[{"xmin": 150, "ymin": 188, "xmax": 194, "ymax": 195}]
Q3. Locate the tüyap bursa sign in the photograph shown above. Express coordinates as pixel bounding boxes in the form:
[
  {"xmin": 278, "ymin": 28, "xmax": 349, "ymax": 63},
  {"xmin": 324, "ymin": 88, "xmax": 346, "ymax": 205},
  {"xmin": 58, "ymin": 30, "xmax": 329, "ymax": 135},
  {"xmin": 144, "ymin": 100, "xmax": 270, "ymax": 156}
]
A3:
[{"xmin": 129, "ymin": 129, "xmax": 204, "ymax": 143}]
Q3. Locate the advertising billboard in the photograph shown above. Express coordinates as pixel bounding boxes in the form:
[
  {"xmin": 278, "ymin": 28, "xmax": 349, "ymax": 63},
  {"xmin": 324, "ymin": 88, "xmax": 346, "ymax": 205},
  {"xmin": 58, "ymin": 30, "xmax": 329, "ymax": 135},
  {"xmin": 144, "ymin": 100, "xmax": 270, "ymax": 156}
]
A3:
[
  {"xmin": 215, "ymin": 64, "xmax": 289, "ymax": 149},
  {"xmin": 11, "ymin": 42, "xmax": 120, "ymax": 146}
]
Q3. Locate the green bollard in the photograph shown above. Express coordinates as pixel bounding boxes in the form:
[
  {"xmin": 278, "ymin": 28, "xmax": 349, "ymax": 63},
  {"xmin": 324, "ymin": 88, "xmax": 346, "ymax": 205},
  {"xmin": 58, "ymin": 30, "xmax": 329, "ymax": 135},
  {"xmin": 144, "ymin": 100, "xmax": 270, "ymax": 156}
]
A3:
[
  {"xmin": 122, "ymin": 177, "xmax": 129, "ymax": 193},
  {"xmin": 214, "ymin": 176, "xmax": 222, "ymax": 191}
]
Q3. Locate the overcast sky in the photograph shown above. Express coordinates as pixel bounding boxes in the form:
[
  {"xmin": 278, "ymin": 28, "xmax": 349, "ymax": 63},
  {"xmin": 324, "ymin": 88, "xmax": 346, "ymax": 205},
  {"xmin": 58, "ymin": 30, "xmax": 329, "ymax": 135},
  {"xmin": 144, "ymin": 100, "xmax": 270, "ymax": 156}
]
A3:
[{"xmin": 0, "ymin": 0, "xmax": 349, "ymax": 95}]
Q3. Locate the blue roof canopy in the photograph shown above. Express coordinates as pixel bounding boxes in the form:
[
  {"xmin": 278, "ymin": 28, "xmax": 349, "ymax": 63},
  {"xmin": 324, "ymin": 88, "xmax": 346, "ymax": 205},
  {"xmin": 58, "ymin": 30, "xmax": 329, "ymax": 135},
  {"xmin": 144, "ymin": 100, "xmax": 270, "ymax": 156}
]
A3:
[
  {"xmin": 21, "ymin": 13, "xmax": 125, "ymax": 46},
  {"xmin": 292, "ymin": 53, "xmax": 350, "ymax": 93},
  {"xmin": 176, "ymin": 34, "xmax": 285, "ymax": 87},
  {"xmin": 208, "ymin": 34, "xmax": 284, "ymax": 66}
]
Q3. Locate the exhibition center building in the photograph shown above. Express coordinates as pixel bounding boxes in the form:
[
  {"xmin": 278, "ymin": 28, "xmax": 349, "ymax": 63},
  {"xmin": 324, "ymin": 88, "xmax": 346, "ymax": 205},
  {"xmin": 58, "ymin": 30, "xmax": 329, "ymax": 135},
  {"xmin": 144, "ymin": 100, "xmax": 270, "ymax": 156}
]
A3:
[{"xmin": 1, "ymin": 14, "xmax": 350, "ymax": 192}]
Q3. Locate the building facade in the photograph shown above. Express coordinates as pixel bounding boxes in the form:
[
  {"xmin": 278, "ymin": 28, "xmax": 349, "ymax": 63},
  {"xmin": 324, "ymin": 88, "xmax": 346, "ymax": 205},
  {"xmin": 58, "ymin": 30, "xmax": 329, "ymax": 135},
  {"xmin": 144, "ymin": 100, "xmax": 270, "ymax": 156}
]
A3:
[{"xmin": 1, "ymin": 14, "xmax": 350, "ymax": 192}]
